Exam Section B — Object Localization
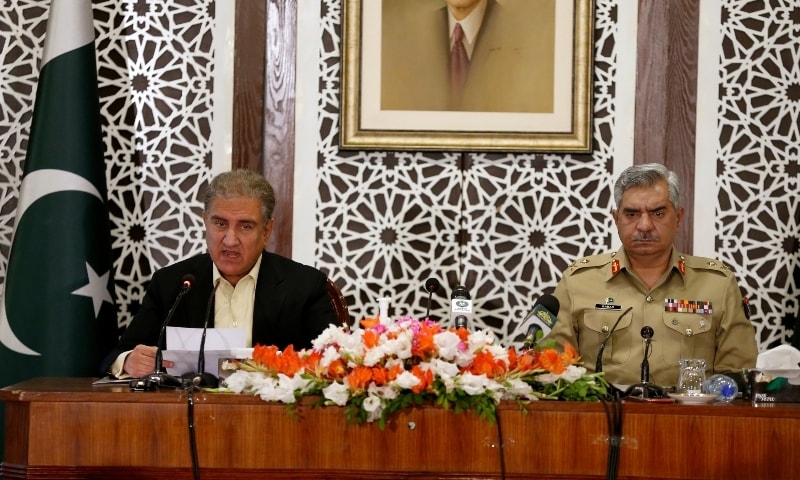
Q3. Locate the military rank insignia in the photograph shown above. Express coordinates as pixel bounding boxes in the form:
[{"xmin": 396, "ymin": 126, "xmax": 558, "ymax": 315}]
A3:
[
  {"xmin": 664, "ymin": 298, "xmax": 712, "ymax": 314},
  {"xmin": 610, "ymin": 259, "xmax": 620, "ymax": 275}
]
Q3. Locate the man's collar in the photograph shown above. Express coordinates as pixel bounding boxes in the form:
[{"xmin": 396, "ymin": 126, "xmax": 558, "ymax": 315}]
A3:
[
  {"xmin": 609, "ymin": 247, "xmax": 686, "ymax": 283},
  {"xmin": 212, "ymin": 252, "xmax": 263, "ymax": 287}
]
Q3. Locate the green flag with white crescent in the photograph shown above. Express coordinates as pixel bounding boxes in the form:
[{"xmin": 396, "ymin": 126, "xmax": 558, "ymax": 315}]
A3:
[{"xmin": 0, "ymin": 0, "xmax": 117, "ymax": 456}]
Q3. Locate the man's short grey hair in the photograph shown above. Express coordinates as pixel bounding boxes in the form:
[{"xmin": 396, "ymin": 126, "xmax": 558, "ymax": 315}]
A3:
[
  {"xmin": 613, "ymin": 163, "xmax": 681, "ymax": 209},
  {"xmin": 203, "ymin": 169, "xmax": 276, "ymax": 223}
]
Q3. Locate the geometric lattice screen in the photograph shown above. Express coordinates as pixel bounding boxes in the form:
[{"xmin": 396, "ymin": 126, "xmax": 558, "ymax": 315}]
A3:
[
  {"xmin": 0, "ymin": 0, "xmax": 796, "ymax": 353},
  {"xmin": 710, "ymin": 0, "xmax": 800, "ymax": 349}
]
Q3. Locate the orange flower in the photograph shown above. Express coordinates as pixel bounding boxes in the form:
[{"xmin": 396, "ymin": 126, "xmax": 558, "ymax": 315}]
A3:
[
  {"xmin": 327, "ymin": 358, "xmax": 348, "ymax": 379},
  {"xmin": 410, "ymin": 365, "xmax": 433, "ymax": 393},
  {"xmin": 360, "ymin": 317, "xmax": 380, "ymax": 329},
  {"xmin": 346, "ymin": 365, "xmax": 373, "ymax": 392},
  {"xmin": 412, "ymin": 322, "xmax": 440, "ymax": 359},
  {"xmin": 362, "ymin": 329, "xmax": 380, "ymax": 349},
  {"xmin": 463, "ymin": 350, "xmax": 507, "ymax": 378},
  {"xmin": 371, "ymin": 366, "xmax": 390, "ymax": 385},
  {"xmin": 536, "ymin": 348, "xmax": 566, "ymax": 374},
  {"xmin": 387, "ymin": 363, "xmax": 404, "ymax": 381},
  {"xmin": 560, "ymin": 342, "xmax": 580, "ymax": 364}
]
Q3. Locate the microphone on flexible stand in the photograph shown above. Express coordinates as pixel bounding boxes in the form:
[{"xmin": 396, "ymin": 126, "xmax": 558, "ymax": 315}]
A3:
[
  {"xmin": 521, "ymin": 294, "xmax": 560, "ymax": 351},
  {"xmin": 595, "ymin": 306, "xmax": 633, "ymax": 374},
  {"xmin": 131, "ymin": 274, "xmax": 195, "ymax": 391},
  {"xmin": 424, "ymin": 278, "xmax": 440, "ymax": 321},
  {"xmin": 623, "ymin": 326, "xmax": 667, "ymax": 399},
  {"xmin": 183, "ymin": 278, "xmax": 221, "ymax": 389}
]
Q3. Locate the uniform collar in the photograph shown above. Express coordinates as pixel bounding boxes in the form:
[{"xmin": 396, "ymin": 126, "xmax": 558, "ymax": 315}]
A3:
[{"xmin": 608, "ymin": 247, "xmax": 687, "ymax": 285}]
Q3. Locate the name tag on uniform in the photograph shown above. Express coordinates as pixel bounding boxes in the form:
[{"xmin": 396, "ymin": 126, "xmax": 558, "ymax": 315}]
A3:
[{"xmin": 594, "ymin": 304, "xmax": 621, "ymax": 310}]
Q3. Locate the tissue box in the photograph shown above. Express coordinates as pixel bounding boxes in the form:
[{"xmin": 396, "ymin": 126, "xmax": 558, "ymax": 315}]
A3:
[{"xmin": 748, "ymin": 369, "xmax": 800, "ymax": 404}]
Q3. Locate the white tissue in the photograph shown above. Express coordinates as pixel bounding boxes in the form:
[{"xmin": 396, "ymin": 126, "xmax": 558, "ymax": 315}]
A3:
[{"xmin": 756, "ymin": 345, "xmax": 800, "ymax": 384}]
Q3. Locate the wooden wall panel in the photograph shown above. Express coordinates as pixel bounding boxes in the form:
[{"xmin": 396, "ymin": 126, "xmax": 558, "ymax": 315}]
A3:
[
  {"xmin": 634, "ymin": 0, "xmax": 700, "ymax": 253},
  {"xmin": 233, "ymin": 0, "xmax": 296, "ymax": 258}
]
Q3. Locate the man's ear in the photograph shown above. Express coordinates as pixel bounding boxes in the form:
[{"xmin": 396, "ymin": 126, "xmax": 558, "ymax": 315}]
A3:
[
  {"xmin": 263, "ymin": 217, "xmax": 275, "ymax": 242},
  {"xmin": 676, "ymin": 207, "xmax": 685, "ymax": 228}
]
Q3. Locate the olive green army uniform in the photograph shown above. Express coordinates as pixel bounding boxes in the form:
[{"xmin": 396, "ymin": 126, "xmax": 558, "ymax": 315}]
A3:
[{"xmin": 547, "ymin": 247, "xmax": 758, "ymax": 388}]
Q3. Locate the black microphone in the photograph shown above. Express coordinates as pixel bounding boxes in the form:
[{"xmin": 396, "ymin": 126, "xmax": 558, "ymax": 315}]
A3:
[
  {"xmin": 424, "ymin": 278, "xmax": 440, "ymax": 320},
  {"xmin": 595, "ymin": 306, "xmax": 633, "ymax": 374},
  {"xmin": 522, "ymin": 294, "xmax": 560, "ymax": 350},
  {"xmin": 131, "ymin": 273, "xmax": 195, "ymax": 391},
  {"xmin": 183, "ymin": 279, "xmax": 221, "ymax": 388},
  {"xmin": 640, "ymin": 326, "xmax": 654, "ymax": 383},
  {"xmin": 623, "ymin": 325, "xmax": 667, "ymax": 399},
  {"xmin": 450, "ymin": 285, "xmax": 472, "ymax": 329}
]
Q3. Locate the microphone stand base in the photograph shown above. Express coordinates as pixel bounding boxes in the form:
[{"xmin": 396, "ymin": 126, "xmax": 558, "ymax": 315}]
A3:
[
  {"xmin": 130, "ymin": 371, "xmax": 184, "ymax": 391},
  {"xmin": 622, "ymin": 382, "xmax": 667, "ymax": 399},
  {"xmin": 180, "ymin": 372, "xmax": 219, "ymax": 389}
]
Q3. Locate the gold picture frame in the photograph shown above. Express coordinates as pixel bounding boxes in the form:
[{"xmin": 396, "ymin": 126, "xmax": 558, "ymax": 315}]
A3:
[{"xmin": 341, "ymin": 0, "xmax": 595, "ymax": 152}]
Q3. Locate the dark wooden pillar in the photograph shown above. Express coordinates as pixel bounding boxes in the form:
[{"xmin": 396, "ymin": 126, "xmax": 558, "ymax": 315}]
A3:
[
  {"xmin": 233, "ymin": 0, "xmax": 296, "ymax": 258},
  {"xmin": 634, "ymin": 0, "xmax": 700, "ymax": 254}
]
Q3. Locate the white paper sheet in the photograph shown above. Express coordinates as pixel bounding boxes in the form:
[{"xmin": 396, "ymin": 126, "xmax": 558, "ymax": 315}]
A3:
[{"xmin": 163, "ymin": 327, "xmax": 246, "ymax": 376}]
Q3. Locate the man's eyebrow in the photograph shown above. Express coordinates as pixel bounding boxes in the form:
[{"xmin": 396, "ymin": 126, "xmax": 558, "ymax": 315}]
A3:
[{"xmin": 621, "ymin": 205, "xmax": 668, "ymax": 214}]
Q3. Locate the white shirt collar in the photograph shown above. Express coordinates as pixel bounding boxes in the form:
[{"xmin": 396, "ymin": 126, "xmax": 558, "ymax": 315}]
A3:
[
  {"xmin": 212, "ymin": 252, "xmax": 263, "ymax": 288},
  {"xmin": 448, "ymin": 0, "xmax": 488, "ymax": 56}
]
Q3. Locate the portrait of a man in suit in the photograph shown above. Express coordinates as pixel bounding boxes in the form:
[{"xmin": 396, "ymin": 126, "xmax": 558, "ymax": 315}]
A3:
[{"xmin": 380, "ymin": 0, "xmax": 556, "ymax": 113}]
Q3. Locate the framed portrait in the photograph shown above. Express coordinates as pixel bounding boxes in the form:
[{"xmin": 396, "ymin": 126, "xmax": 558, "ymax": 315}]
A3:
[{"xmin": 340, "ymin": 0, "xmax": 595, "ymax": 152}]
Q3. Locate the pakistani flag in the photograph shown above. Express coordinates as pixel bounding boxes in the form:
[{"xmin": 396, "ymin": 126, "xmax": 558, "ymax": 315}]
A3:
[{"xmin": 0, "ymin": 0, "xmax": 117, "ymax": 455}]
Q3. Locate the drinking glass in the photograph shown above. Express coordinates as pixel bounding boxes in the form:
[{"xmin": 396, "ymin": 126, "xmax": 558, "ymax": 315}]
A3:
[{"xmin": 678, "ymin": 358, "xmax": 707, "ymax": 394}]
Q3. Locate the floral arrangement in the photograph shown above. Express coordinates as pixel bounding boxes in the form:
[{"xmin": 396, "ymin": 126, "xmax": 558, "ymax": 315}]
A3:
[{"xmin": 222, "ymin": 316, "xmax": 610, "ymax": 428}]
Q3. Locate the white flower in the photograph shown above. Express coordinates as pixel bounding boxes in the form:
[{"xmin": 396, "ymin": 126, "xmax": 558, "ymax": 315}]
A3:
[
  {"xmin": 382, "ymin": 334, "xmax": 413, "ymax": 360},
  {"xmin": 322, "ymin": 381, "xmax": 350, "ymax": 406},
  {"xmin": 434, "ymin": 330, "xmax": 463, "ymax": 360},
  {"xmin": 368, "ymin": 383, "xmax": 398, "ymax": 400},
  {"xmin": 363, "ymin": 343, "xmax": 389, "ymax": 366},
  {"xmin": 467, "ymin": 329, "xmax": 497, "ymax": 350},
  {"xmin": 257, "ymin": 374, "xmax": 299, "ymax": 404},
  {"xmin": 426, "ymin": 358, "xmax": 459, "ymax": 379},
  {"xmin": 502, "ymin": 378, "xmax": 535, "ymax": 400},
  {"xmin": 560, "ymin": 365, "xmax": 587, "ymax": 383},
  {"xmin": 458, "ymin": 372, "xmax": 490, "ymax": 395},
  {"xmin": 392, "ymin": 371, "xmax": 421, "ymax": 390},
  {"xmin": 362, "ymin": 394, "xmax": 383, "ymax": 413},
  {"xmin": 222, "ymin": 371, "xmax": 252, "ymax": 393},
  {"xmin": 319, "ymin": 345, "xmax": 341, "ymax": 369}
]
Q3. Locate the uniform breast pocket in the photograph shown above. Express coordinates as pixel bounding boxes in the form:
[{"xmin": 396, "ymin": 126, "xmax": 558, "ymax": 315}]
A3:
[
  {"xmin": 583, "ymin": 309, "xmax": 632, "ymax": 366},
  {"xmin": 660, "ymin": 312, "xmax": 714, "ymax": 366}
]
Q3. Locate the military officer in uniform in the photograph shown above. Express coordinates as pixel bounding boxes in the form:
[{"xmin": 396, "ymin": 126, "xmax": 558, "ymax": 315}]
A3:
[{"xmin": 545, "ymin": 163, "xmax": 758, "ymax": 390}]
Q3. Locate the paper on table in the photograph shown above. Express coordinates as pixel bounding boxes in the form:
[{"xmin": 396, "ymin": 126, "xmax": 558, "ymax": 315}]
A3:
[{"xmin": 163, "ymin": 327, "xmax": 246, "ymax": 376}]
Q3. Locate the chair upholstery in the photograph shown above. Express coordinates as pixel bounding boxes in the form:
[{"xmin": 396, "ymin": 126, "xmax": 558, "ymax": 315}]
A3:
[{"xmin": 326, "ymin": 278, "xmax": 351, "ymax": 330}]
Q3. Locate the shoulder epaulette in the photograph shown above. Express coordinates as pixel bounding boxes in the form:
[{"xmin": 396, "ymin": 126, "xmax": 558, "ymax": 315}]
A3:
[
  {"xmin": 565, "ymin": 252, "xmax": 615, "ymax": 275},
  {"xmin": 681, "ymin": 255, "xmax": 732, "ymax": 275}
]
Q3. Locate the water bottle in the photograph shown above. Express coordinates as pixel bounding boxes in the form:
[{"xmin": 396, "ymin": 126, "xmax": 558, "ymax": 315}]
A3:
[{"xmin": 704, "ymin": 374, "xmax": 738, "ymax": 402}]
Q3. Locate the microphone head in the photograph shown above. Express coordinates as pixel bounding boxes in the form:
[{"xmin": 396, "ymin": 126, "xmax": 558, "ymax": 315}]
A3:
[
  {"xmin": 425, "ymin": 277, "xmax": 441, "ymax": 294},
  {"xmin": 181, "ymin": 273, "xmax": 196, "ymax": 289},
  {"xmin": 641, "ymin": 326, "xmax": 654, "ymax": 340},
  {"xmin": 523, "ymin": 294, "xmax": 560, "ymax": 344},
  {"xmin": 534, "ymin": 294, "xmax": 560, "ymax": 316}
]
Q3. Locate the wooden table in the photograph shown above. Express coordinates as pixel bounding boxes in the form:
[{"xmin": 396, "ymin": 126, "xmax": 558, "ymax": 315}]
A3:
[{"xmin": 1, "ymin": 377, "xmax": 797, "ymax": 479}]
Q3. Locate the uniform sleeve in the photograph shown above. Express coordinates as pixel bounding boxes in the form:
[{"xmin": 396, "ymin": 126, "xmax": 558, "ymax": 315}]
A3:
[{"xmin": 713, "ymin": 273, "xmax": 758, "ymax": 374}]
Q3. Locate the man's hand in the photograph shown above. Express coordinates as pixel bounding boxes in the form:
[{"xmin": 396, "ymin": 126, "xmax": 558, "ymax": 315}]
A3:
[{"xmin": 123, "ymin": 344, "xmax": 175, "ymax": 377}]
